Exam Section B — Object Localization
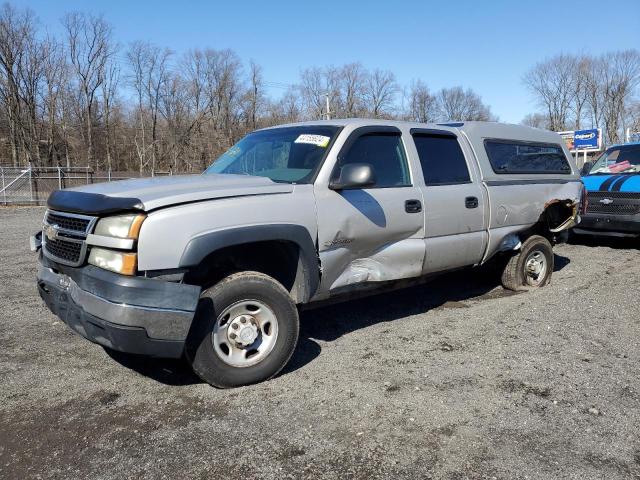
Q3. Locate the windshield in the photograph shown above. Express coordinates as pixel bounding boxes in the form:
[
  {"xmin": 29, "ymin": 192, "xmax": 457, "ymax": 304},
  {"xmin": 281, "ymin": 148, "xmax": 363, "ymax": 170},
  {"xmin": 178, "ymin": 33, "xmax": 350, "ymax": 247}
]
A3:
[
  {"xmin": 204, "ymin": 126, "xmax": 340, "ymax": 183},
  {"xmin": 588, "ymin": 144, "xmax": 640, "ymax": 175}
]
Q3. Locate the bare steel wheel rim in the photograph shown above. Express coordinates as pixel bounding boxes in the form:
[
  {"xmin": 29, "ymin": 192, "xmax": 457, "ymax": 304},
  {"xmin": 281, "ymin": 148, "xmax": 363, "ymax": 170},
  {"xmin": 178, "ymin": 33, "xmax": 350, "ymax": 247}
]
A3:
[
  {"xmin": 524, "ymin": 249, "xmax": 547, "ymax": 286},
  {"xmin": 212, "ymin": 300, "xmax": 279, "ymax": 367}
]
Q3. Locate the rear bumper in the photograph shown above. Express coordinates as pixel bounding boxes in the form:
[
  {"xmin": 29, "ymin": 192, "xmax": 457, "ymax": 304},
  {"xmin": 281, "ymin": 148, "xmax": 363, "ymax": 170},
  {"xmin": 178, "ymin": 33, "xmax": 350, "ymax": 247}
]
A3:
[
  {"xmin": 36, "ymin": 257, "xmax": 201, "ymax": 358},
  {"xmin": 574, "ymin": 213, "xmax": 640, "ymax": 236}
]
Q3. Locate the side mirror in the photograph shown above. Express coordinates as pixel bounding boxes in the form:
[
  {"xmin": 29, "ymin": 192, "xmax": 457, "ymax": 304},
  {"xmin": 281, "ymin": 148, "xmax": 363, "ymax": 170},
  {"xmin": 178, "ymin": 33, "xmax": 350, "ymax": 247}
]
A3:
[
  {"xmin": 580, "ymin": 161, "xmax": 593, "ymax": 176},
  {"xmin": 329, "ymin": 163, "xmax": 376, "ymax": 190}
]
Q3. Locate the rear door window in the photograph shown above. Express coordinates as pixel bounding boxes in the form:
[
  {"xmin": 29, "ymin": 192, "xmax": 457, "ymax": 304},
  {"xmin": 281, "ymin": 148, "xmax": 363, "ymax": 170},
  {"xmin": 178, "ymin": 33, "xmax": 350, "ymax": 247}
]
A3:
[
  {"xmin": 412, "ymin": 134, "xmax": 471, "ymax": 185},
  {"xmin": 484, "ymin": 140, "xmax": 571, "ymax": 174}
]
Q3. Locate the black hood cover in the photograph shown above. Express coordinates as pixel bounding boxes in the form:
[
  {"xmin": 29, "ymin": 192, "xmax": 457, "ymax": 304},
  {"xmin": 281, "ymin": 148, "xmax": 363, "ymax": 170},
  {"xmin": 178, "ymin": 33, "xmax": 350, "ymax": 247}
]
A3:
[{"xmin": 47, "ymin": 189, "xmax": 144, "ymax": 215}]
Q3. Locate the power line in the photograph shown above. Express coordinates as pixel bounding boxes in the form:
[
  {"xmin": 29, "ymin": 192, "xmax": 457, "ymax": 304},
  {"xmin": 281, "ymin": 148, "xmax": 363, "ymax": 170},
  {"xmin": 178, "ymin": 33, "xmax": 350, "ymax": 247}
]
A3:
[{"xmin": 263, "ymin": 81, "xmax": 295, "ymax": 90}]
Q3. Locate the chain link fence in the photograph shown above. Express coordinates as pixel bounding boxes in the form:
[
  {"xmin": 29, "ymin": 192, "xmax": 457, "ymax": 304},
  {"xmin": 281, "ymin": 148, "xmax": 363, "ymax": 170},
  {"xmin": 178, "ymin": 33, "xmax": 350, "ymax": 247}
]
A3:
[{"xmin": 0, "ymin": 166, "xmax": 172, "ymax": 206}]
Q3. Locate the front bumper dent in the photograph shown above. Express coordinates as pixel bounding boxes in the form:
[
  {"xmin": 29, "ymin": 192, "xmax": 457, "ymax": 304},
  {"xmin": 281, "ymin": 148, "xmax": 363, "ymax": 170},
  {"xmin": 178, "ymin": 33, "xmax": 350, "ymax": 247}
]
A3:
[{"xmin": 36, "ymin": 259, "xmax": 201, "ymax": 358}]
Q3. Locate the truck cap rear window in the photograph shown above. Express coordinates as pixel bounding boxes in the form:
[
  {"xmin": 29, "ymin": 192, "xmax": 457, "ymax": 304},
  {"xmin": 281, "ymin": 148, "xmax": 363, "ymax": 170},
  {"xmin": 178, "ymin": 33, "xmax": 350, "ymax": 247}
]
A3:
[{"xmin": 484, "ymin": 139, "xmax": 571, "ymax": 174}]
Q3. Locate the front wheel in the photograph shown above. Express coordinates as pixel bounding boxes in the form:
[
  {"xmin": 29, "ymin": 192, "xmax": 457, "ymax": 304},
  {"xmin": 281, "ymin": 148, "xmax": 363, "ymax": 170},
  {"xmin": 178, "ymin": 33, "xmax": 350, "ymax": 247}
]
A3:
[
  {"xmin": 501, "ymin": 235, "xmax": 554, "ymax": 291},
  {"xmin": 185, "ymin": 271, "xmax": 299, "ymax": 388}
]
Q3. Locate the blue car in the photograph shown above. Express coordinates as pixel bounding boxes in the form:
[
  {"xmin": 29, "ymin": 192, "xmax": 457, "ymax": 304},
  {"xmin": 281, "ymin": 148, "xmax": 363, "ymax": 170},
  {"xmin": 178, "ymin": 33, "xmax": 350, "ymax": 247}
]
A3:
[{"xmin": 577, "ymin": 142, "xmax": 640, "ymax": 237}]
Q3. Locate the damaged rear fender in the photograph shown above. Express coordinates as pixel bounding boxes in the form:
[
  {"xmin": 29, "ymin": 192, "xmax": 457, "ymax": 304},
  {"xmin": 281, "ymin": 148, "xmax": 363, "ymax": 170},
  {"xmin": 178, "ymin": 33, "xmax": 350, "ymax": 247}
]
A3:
[{"xmin": 542, "ymin": 198, "xmax": 580, "ymax": 233}]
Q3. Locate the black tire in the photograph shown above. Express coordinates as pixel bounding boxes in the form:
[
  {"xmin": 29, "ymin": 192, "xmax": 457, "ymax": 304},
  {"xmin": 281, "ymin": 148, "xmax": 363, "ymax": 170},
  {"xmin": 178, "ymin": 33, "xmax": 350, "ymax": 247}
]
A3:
[
  {"xmin": 501, "ymin": 235, "xmax": 554, "ymax": 291},
  {"xmin": 185, "ymin": 271, "xmax": 299, "ymax": 388}
]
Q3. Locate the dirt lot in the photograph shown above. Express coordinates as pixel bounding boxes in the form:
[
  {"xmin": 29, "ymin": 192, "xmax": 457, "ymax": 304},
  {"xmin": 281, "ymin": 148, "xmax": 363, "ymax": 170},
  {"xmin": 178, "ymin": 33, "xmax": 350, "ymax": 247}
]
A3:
[{"xmin": 1, "ymin": 206, "xmax": 639, "ymax": 479}]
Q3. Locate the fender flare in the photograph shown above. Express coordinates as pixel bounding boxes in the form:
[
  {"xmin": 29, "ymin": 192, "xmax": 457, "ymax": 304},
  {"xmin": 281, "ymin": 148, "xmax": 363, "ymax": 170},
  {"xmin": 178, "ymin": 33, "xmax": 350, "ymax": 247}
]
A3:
[{"xmin": 178, "ymin": 224, "xmax": 319, "ymax": 301}]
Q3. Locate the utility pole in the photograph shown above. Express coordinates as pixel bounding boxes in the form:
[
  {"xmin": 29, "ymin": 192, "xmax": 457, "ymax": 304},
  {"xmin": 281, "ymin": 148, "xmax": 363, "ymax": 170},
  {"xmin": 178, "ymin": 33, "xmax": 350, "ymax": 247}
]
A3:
[{"xmin": 324, "ymin": 93, "xmax": 332, "ymax": 120}]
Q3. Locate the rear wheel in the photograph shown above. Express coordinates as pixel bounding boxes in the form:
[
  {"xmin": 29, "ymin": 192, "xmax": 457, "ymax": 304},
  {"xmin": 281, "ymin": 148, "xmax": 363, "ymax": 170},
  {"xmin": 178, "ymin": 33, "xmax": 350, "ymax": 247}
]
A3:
[
  {"xmin": 185, "ymin": 271, "xmax": 299, "ymax": 388},
  {"xmin": 501, "ymin": 235, "xmax": 554, "ymax": 291}
]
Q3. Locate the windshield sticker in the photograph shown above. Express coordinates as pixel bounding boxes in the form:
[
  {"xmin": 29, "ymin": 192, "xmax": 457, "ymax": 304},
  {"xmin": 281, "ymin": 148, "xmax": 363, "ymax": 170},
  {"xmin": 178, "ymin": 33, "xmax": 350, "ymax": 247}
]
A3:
[{"xmin": 294, "ymin": 134, "xmax": 331, "ymax": 147}]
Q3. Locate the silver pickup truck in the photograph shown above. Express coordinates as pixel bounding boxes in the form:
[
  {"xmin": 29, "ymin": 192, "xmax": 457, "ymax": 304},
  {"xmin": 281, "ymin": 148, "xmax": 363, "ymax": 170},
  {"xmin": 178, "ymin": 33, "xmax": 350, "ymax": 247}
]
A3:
[{"xmin": 33, "ymin": 119, "xmax": 583, "ymax": 387}]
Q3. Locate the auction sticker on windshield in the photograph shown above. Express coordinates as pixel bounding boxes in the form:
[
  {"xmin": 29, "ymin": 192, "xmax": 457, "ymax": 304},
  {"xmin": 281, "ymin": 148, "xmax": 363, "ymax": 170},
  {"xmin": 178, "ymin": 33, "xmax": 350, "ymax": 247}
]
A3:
[{"xmin": 294, "ymin": 134, "xmax": 331, "ymax": 147}]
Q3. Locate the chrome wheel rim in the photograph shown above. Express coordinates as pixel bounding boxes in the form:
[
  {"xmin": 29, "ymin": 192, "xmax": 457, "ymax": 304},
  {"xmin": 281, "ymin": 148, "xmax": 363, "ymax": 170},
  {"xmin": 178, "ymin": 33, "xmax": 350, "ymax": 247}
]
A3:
[
  {"xmin": 212, "ymin": 300, "xmax": 279, "ymax": 367},
  {"xmin": 524, "ymin": 250, "xmax": 547, "ymax": 286}
]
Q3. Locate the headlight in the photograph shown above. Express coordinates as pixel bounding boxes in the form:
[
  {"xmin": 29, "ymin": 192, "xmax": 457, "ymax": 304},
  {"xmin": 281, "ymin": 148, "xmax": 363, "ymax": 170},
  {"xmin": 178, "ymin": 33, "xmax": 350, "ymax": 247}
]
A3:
[
  {"xmin": 88, "ymin": 248, "xmax": 137, "ymax": 275},
  {"xmin": 94, "ymin": 214, "xmax": 146, "ymax": 239}
]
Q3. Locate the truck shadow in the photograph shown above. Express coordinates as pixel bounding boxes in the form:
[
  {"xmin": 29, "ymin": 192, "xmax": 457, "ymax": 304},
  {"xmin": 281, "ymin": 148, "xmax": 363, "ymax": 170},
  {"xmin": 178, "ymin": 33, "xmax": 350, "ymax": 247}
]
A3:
[
  {"xmin": 104, "ymin": 349, "xmax": 203, "ymax": 386},
  {"xmin": 104, "ymin": 253, "xmax": 570, "ymax": 386},
  {"xmin": 284, "ymin": 253, "xmax": 570, "ymax": 376},
  {"xmin": 569, "ymin": 233, "xmax": 639, "ymax": 250}
]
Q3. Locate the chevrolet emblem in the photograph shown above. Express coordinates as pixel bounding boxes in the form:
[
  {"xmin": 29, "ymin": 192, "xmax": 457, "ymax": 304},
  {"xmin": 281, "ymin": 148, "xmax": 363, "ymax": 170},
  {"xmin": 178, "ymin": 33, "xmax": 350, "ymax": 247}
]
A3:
[
  {"xmin": 44, "ymin": 223, "xmax": 60, "ymax": 241},
  {"xmin": 599, "ymin": 198, "xmax": 614, "ymax": 205}
]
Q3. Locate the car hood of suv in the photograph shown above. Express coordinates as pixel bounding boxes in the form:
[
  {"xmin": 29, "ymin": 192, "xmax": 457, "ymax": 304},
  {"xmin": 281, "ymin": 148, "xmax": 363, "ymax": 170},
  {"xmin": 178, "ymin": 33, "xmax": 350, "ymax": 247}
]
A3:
[{"xmin": 47, "ymin": 174, "xmax": 294, "ymax": 215}]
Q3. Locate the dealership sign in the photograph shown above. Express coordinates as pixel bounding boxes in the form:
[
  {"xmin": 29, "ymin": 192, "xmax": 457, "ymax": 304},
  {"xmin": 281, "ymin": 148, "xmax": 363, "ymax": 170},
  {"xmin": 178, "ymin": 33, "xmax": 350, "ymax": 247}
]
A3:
[
  {"xmin": 558, "ymin": 128, "xmax": 602, "ymax": 152},
  {"xmin": 574, "ymin": 129, "xmax": 600, "ymax": 150}
]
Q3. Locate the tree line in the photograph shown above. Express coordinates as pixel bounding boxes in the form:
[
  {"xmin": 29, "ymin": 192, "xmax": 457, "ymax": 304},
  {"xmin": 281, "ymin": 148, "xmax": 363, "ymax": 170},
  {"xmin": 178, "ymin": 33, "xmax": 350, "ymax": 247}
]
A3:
[
  {"xmin": 1, "ymin": 2, "xmax": 638, "ymax": 174},
  {"xmin": 0, "ymin": 3, "xmax": 497, "ymax": 173},
  {"xmin": 522, "ymin": 51, "xmax": 640, "ymax": 143}
]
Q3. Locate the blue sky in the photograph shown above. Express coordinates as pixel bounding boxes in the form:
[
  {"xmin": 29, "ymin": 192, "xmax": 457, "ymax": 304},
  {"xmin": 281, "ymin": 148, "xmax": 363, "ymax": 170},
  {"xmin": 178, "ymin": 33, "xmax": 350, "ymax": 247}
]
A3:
[{"xmin": 17, "ymin": 0, "xmax": 640, "ymax": 123}]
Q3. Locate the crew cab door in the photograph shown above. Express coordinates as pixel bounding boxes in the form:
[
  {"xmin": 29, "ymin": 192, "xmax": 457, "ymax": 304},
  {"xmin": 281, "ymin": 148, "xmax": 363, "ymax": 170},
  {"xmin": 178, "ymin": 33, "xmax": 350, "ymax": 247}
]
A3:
[
  {"xmin": 314, "ymin": 127, "xmax": 425, "ymax": 294},
  {"xmin": 408, "ymin": 129, "xmax": 487, "ymax": 273}
]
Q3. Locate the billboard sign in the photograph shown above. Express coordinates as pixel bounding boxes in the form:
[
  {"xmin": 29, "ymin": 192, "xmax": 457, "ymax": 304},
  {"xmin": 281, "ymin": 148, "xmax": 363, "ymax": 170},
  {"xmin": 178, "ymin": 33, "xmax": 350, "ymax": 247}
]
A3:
[
  {"xmin": 574, "ymin": 128, "xmax": 600, "ymax": 150},
  {"xmin": 558, "ymin": 128, "xmax": 601, "ymax": 152}
]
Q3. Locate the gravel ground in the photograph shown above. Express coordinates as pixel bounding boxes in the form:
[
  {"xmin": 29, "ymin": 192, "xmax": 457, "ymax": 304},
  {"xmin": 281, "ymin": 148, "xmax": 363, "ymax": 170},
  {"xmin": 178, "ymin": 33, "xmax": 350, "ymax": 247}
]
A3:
[{"xmin": 1, "ymin": 206, "xmax": 639, "ymax": 480}]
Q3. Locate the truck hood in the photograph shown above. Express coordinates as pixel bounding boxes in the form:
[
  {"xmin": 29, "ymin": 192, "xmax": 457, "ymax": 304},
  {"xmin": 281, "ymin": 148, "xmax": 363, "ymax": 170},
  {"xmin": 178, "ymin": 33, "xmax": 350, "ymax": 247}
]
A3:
[
  {"xmin": 582, "ymin": 173, "xmax": 640, "ymax": 192},
  {"xmin": 47, "ymin": 174, "xmax": 294, "ymax": 215}
]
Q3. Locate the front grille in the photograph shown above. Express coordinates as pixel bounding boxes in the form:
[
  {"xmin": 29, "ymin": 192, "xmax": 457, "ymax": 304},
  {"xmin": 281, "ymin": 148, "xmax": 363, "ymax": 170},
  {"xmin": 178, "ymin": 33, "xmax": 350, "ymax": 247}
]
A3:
[
  {"xmin": 586, "ymin": 191, "xmax": 640, "ymax": 216},
  {"xmin": 44, "ymin": 238, "xmax": 83, "ymax": 263},
  {"xmin": 42, "ymin": 210, "xmax": 97, "ymax": 266},
  {"xmin": 46, "ymin": 211, "xmax": 91, "ymax": 233}
]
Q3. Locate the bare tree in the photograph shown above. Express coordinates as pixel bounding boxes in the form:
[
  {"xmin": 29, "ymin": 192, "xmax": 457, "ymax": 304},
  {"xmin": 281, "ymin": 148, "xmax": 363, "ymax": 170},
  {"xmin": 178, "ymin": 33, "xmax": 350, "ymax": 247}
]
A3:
[
  {"xmin": 437, "ymin": 86, "xmax": 495, "ymax": 121},
  {"xmin": 63, "ymin": 12, "xmax": 113, "ymax": 169},
  {"xmin": 0, "ymin": 3, "xmax": 36, "ymax": 165},
  {"xmin": 570, "ymin": 56, "xmax": 590, "ymax": 129},
  {"xmin": 585, "ymin": 57, "xmax": 605, "ymax": 130},
  {"xmin": 340, "ymin": 62, "xmax": 365, "ymax": 117},
  {"xmin": 174, "ymin": 48, "xmax": 245, "ymax": 169},
  {"xmin": 521, "ymin": 112, "xmax": 549, "ymax": 129},
  {"xmin": 599, "ymin": 50, "xmax": 640, "ymax": 143},
  {"xmin": 626, "ymin": 101, "xmax": 640, "ymax": 136},
  {"xmin": 127, "ymin": 41, "xmax": 149, "ymax": 171},
  {"xmin": 159, "ymin": 71, "xmax": 190, "ymax": 171},
  {"xmin": 58, "ymin": 75, "xmax": 78, "ymax": 167},
  {"xmin": 300, "ymin": 67, "xmax": 327, "ymax": 119},
  {"xmin": 363, "ymin": 68, "xmax": 397, "ymax": 118},
  {"xmin": 16, "ymin": 22, "xmax": 45, "ymax": 165},
  {"xmin": 202, "ymin": 48, "xmax": 243, "ymax": 154},
  {"xmin": 244, "ymin": 60, "xmax": 263, "ymax": 129},
  {"xmin": 407, "ymin": 79, "xmax": 437, "ymax": 123},
  {"xmin": 41, "ymin": 36, "xmax": 66, "ymax": 166},
  {"xmin": 127, "ymin": 41, "xmax": 172, "ymax": 172},
  {"xmin": 145, "ymin": 46, "xmax": 171, "ymax": 172},
  {"xmin": 180, "ymin": 49, "xmax": 212, "ymax": 170},
  {"xmin": 299, "ymin": 65, "xmax": 347, "ymax": 119},
  {"xmin": 523, "ymin": 54, "xmax": 577, "ymax": 131},
  {"xmin": 268, "ymin": 86, "xmax": 302, "ymax": 124},
  {"xmin": 101, "ymin": 60, "xmax": 119, "ymax": 171}
]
